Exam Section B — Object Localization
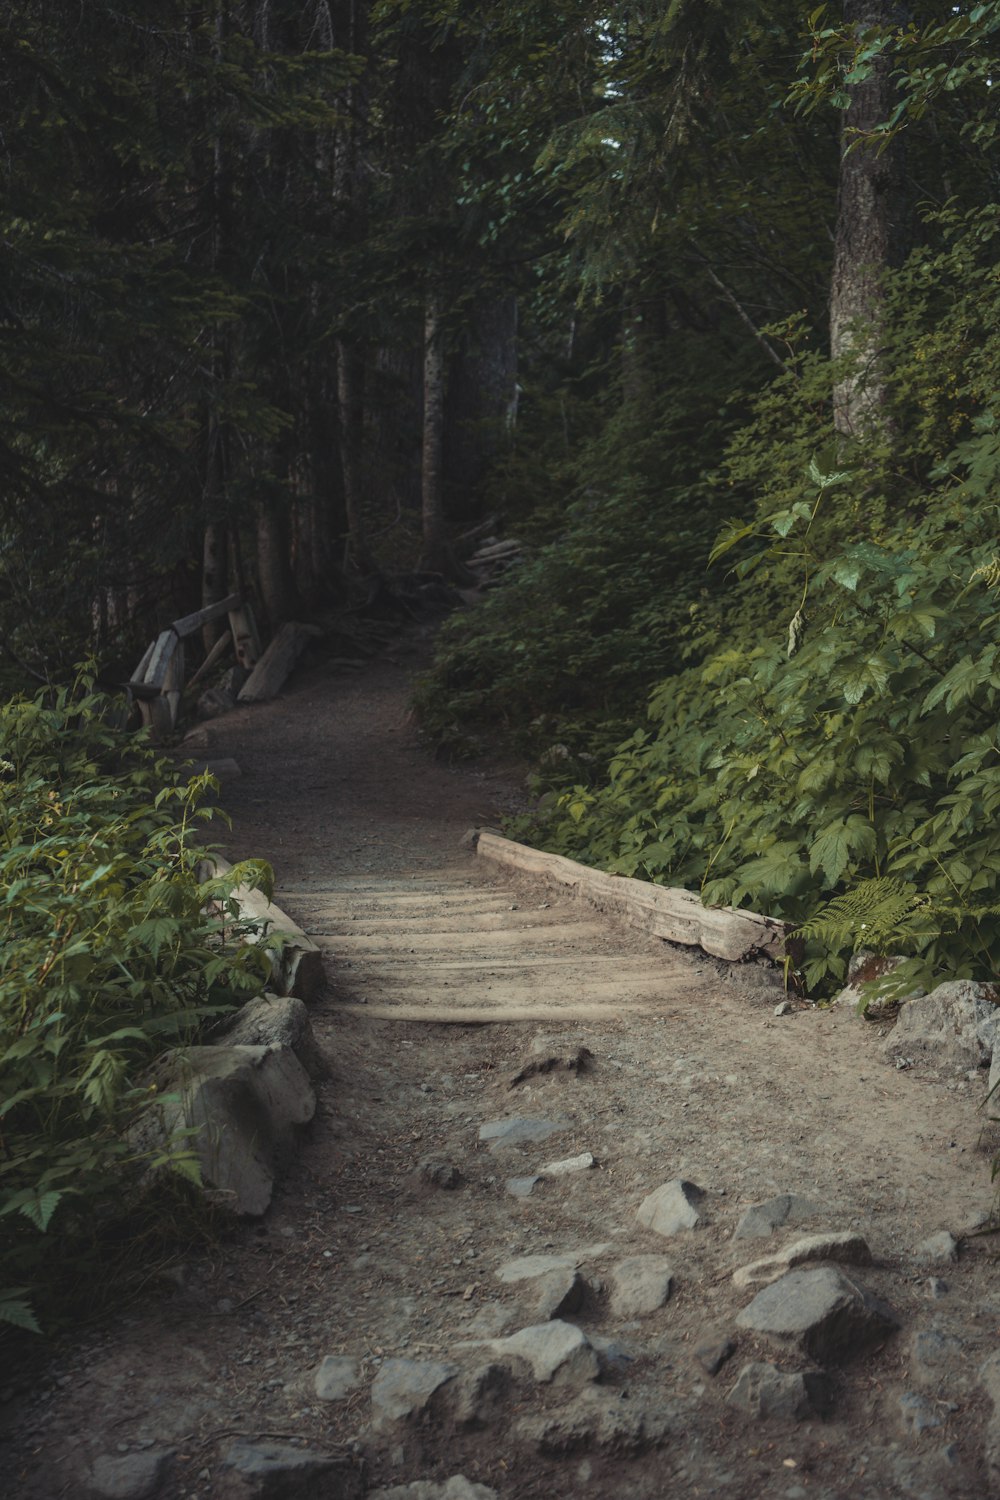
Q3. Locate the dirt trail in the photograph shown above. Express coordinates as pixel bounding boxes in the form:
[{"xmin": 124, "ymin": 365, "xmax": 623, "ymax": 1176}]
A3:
[{"xmin": 6, "ymin": 631, "xmax": 1000, "ymax": 1500}]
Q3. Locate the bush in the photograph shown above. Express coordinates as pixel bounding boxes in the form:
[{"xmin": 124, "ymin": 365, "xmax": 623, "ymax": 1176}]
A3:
[{"xmin": 0, "ymin": 674, "xmax": 274, "ymax": 1332}]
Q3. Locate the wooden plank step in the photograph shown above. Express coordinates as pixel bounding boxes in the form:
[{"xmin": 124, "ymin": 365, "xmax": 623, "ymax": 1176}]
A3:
[
  {"xmin": 333, "ymin": 1001, "xmax": 674, "ymax": 1024},
  {"xmin": 313, "ymin": 923, "xmax": 611, "ymax": 953},
  {"xmin": 291, "ymin": 911, "xmax": 588, "ymax": 937},
  {"xmin": 332, "ymin": 977, "xmax": 672, "ymax": 1007}
]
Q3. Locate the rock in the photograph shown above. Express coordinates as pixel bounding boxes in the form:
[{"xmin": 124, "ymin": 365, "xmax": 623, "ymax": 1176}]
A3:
[
  {"xmin": 418, "ymin": 1159, "xmax": 464, "ymax": 1190},
  {"xmin": 314, "ymin": 1355, "xmax": 363, "ymax": 1402},
  {"xmin": 694, "ymin": 1334, "xmax": 736, "ymax": 1377},
  {"xmin": 509, "ymin": 1043, "xmax": 593, "ymax": 1087},
  {"xmin": 496, "ymin": 1248, "xmax": 608, "ymax": 1284},
  {"xmin": 487, "ymin": 1319, "xmax": 599, "ymax": 1385},
  {"xmin": 371, "ymin": 1359, "xmax": 459, "ymax": 1426},
  {"xmin": 834, "ymin": 951, "xmax": 922, "ymax": 1015},
  {"xmin": 588, "ymin": 1333, "xmax": 635, "ymax": 1373},
  {"xmin": 505, "ymin": 1175, "xmax": 540, "ymax": 1199},
  {"xmin": 535, "ymin": 1269, "xmax": 587, "ymax": 1320},
  {"xmin": 515, "ymin": 1388, "xmax": 672, "ymax": 1456},
  {"xmin": 913, "ymin": 1231, "xmax": 958, "ymax": 1266},
  {"xmin": 215, "ymin": 1440, "xmax": 361, "ymax": 1498},
  {"xmin": 898, "ymin": 1391, "xmax": 944, "ymax": 1435},
  {"xmin": 989, "ymin": 1049, "xmax": 1000, "ymax": 1102},
  {"xmin": 636, "ymin": 1179, "xmax": 705, "ymax": 1237},
  {"xmin": 732, "ymin": 1194, "xmax": 825, "ymax": 1240},
  {"xmin": 884, "ymin": 980, "xmax": 999, "ymax": 1071},
  {"xmin": 478, "ymin": 1117, "xmax": 567, "ymax": 1151},
  {"xmin": 132, "ymin": 1045, "xmax": 315, "ymax": 1215},
  {"xmin": 85, "ymin": 1450, "xmax": 175, "ymax": 1500},
  {"xmin": 726, "ymin": 1361, "xmax": 831, "ymax": 1420},
  {"xmin": 910, "ymin": 1328, "xmax": 964, "ymax": 1386},
  {"xmin": 607, "ymin": 1257, "xmax": 674, "ymax": 1318},
  {"xmin": 735, "ymin": 1266, "xmax": 899, "ymax": 1362},
  {"xmin": 981, "ymin": 1350, "xmax": 1000, "ymax": 1479},
  {"xmin": 220, "ymin": 994, "xmax": 327, "ymax": 1080},
  {"xmin": 774, "ymin": 1001, "xmax": 793, "ymax": 1017},
  {"xmin": 448, "ymin": 1361, "xmax": 517, "ymax": 1428},
  {"xmin": 368, "ymin": 1481, "xmax": 497, "ymax": 1500},
  {"xmin": 732, "ymin": 1231, "xmax": 872, "ymax": 1289},
  {"xmin": 196, "ymin": 684, "xmax": 237, "ymax": 721},
  {"xmin": 539, "ymin": 1152, "xmax": 596, "ymax": 1177}
]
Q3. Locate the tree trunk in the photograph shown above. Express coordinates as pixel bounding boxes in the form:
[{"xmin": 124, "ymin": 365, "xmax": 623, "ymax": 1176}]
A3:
[
  {"xmin": 419, "ymin": 291, "xmax": 449, "ymax": 575},
  {"xmin": 337, "ymin": 340, "xmax": 377, "ymax": 574},
  {"xmin": 830, "ymin": 0, "xmax": 909, "ymax": 438},
  {"xmin": 444, "ymin": 294, "xmax": 519, "ymax": 518},
  {"xmin": 256, "ymin": 500, "xmax": 295, "ymax": 630}
]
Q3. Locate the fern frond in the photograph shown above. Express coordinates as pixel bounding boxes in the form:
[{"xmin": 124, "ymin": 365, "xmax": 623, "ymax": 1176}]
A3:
[{"xmin": 796, "ymin": 877, "xmax": 928, "ymax": 952}]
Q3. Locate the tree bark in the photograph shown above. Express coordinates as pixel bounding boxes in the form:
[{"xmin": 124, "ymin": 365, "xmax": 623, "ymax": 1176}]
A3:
[
  {"xmin": 419, "ymin": 291, "xmax": 449, "ymax": 574},
  {"xmin": 830, "ymin": 0, "xmax": 909, "ymax": 438}
]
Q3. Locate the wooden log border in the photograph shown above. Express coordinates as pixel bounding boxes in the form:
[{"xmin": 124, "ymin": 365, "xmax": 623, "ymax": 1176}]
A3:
[
  {"xmin": 475, "ymin": 830, "xmax": 787, "ymax": 965},
  {"xmin": 200, "ymin": 854, "xmax": 326, "ymax": 1003}
]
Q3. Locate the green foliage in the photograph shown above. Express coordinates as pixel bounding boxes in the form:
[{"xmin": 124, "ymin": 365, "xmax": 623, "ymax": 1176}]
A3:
[
  {"xmin": 517, "ymin": 209, "xmax": 1000, "ymax": 996},
  {"xmin": 0, "ymin": 673, "xmax": 274, "ymax": 1332}
]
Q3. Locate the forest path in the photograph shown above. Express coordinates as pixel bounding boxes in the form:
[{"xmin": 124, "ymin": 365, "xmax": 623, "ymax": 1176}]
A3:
[{"xmin": 8, "ymin": 628, "xmax": 1000, "ymax": 1500}]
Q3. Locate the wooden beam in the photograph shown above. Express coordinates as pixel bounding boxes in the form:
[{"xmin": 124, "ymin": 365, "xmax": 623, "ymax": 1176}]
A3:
[
  {"xmin": 187, "ymin": 627, "xmax": 233, "ymax": 689},
  {"xmin": 475, "ymin": 831, "xmax": 787, "ymax": 964},
  {"xmin": 237, "ymin": 621, "xmax": 321, "ymax": 704},
  {"xmin": 171, "ymin": 592, "xmax": 243, "ymax": 640}
]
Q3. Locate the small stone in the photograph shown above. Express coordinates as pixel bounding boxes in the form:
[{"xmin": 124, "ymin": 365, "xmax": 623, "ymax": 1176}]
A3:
[
  {"xmin": 496, "ymin": 1247, "xmax": 608, "ymax": 1284},
  {"xmin": 735, "ymin": 1266, "xmax": 898, "ymax": 1362},
  {"xmin": 515, "ymin": 1388, "xmax": 672, "ymax": 1456},
  {"xmin": 924, "ymin": 1278, "xmax": 949, "ymax": 1300},
  {"xmin": 371, "ymin": 1360, "xmax": 459, "ymax": 1426},
  {"xmin": 726, "ymin": 1361, "xmax": 831, "ymax": 1421},
  {"xmin": 608, "ymin": 1257, "xmax": 674, "ymax": 1318},
  {"xmin": 774, "ymin": 1001, "xmax": 793, "ymax": 1017},
  {"xmin": 478, "ymin": 1117, "xmax": 567, "ymax": 1151},
  {"xmin": 913, "ymin": 1231, "xmax": 958, "ymax": 1265},
  {"xmin": 898, "ymin": 1391, "xmax": 944, "ymax": 1436},
  {"xmin": 314, "ymin": 1355, "xmax": 362, "ymax": 1402},
  {"xmin": 732, "ymin": 1194, "xmax": 824, "ymax": 1240},
  {"xmin": 509, "ymin": 1044, "xmax": 593, "ymax": 1087},
  {"xmin": 732, "ymin": 1231, "xmax": 872, "ymax": 1289},
  {"xmin": 636, "ymin": 1179, "xmax": 705, "ymax": 1237},
  {"xmin": 539, "ymin": 1152, "xmax": 596, "ymax": 1177},
  {"xmin": 505, "ymin": 1176, "xmax": 540, "ymax": 1199},
  {"xmin": 694, "ymin": 1335, "xmax": 736, "ymax": 1377}
]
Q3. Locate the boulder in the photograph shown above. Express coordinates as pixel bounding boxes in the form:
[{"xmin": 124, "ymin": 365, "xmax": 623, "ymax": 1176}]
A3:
[
  {"xmin": 735, "ymin": 1266, "xmax": 898, "ymax": 1362},
  {"xmin": 84, "ymin": 1450, "xmax": 176, "ymax": 1500},
  {"xmin": 133, "ymin": 1044, "xmax": 315, "ymax": 1215},
  {"xmin": 483, "ymin": 1319, "xmax": 599, "ymax": 1386},
  {"xmin": 515, "ymin": 1388, "xmax": 672, "ymax": 1456},
  {"xmin": 215, "ymin": 1440, "xmax": 361, "ymax": 1499},
  {"xmin": 371, "ymin": 1359, "xmax": 459, "ymax": 1427},
  {"xmin": 608, "ymin": 1257, "xmax": 674, "ymax": 1318},
  {"xmin": 726, "ymin": 1361, "xmax": 831, "ymax": 1420},
  {"xmin": 219, "ymin": 994, "xmax": 327, "ymax": 1079},
  {"xmin": 885, "ymin": 980, "xmax": 999, "ymax": 1071},
  {"xmin": 636, "ymin": 1179, "xmax": 705, "ymax": 1237},
  {"xmin": 733, "ymin": 1194, "xmax": 825, "ymax": 1240}
]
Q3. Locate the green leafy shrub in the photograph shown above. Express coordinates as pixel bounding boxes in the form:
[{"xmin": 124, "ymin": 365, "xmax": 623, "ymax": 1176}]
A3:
[
  {"xmin": 516, "ymin": 211, "xmax": 1000, "ymax": 995},
  {"xmin": 0, "ymin": 675, "xmax": 274, "ymax": 1332}
]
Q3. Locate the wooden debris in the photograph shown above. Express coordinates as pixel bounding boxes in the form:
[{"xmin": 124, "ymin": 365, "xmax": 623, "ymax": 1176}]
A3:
[
  {"xmin": 475, "ymin": 831, "xmax": 787, "ymax": 964},
  {"xmin": 187, "ymin": 628, "xmax": 233, "ymax": 688},
  {"xmin": 171, "ymin": 592, "xmax": 243, "ymax": 640},
  {"xmin": 200, "ymin": 855, "xmax": 325, "ymax": 1002},
  {"xmin": 237, "ymin": 621, "xmax": 321, "ymax": 704}
]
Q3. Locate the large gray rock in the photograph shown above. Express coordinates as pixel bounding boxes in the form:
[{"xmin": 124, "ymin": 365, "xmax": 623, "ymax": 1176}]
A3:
[
  {"xmin": 735, "ymin": 1266, "xmax": 899, "ymax": 1362},
  {"xmin": 84, "ymin": 1450, "xmax": 175, "ymax": 1500},
  {"xmin": 732, "ymin": 1231, "xmax": 872, "ymax": 1289},
  {"xmin": 371, "ymin": 1359, "xmax": 459, "ymax": 1426},
  {"xmin": 484, "ymin": 1319, "xmax": 599, "ymax": 1385},
  {"xmin": 368, "ymin": 1481, "xmax": 497, "ymax": 1500},
  {"xmin": 215, "ymin": 1440, "xmax": 361, "ymax": 1499},
  {"xmin": 133, "ymin": 1044, "xmax": 315, "ymax": 1215},
  {"xmin": 733, "ymin": 1194, "xmax": 825, "ymax": 1240},
  {"xmin": 608, "ymin": 1256, "xmax": 674, "ymax": 1317},
  {"xmin": 535, "ymin": 1268, "xmax": 587, "ymax": 1320},
  {"xmin": 636, "ymin": 1179, "xmax": 705, "ymax": 1237},
  {"xmin": 220, "ymin": 994, "xmax": 327, "ymax": 1079},
  {"xmin": 495, "ymin": 1247, "xmax": 608, "ymax": 1284},
  {"xmin": 726, "ymin": 1361, "xmax": 831, "ymax": 1421},
  {"xmin": 885, "ymin": 980, "xmax": 999, "ymax": 1071},
  {"xmin": 448, "ymin": 1361, "xmax": 518, "ymax": 1428}
]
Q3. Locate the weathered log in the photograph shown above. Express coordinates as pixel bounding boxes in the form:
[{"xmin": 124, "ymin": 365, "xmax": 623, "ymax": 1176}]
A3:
[
  {"xmin": 227, "ymin": 600, "xmax": 262, "ymax": 670},
  {"xmin": 187, "ymin": 627, "xmax": 233, "ymax": 689},
  {"xmin": 201, "ymin": 855, "xmax": 326, "ymax": 1002},
  {"xmin": 171, "ymin": 591, "xmax": 243, "ymax": 640},
  {"xmin": 237, "ymin": 621, "xmax": 321, "ymax": 704},
  {"xmin": 475, "ymin": 831, "xmax": 787, "ymax": 963}
]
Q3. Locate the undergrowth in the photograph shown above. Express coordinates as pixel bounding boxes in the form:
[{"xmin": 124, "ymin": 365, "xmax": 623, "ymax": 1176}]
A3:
[{"xmin": 0, "ymin": 673, "xmax": 274, "ymax": 1334}]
